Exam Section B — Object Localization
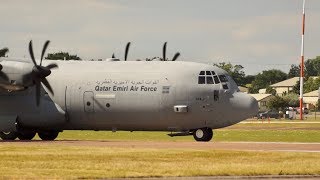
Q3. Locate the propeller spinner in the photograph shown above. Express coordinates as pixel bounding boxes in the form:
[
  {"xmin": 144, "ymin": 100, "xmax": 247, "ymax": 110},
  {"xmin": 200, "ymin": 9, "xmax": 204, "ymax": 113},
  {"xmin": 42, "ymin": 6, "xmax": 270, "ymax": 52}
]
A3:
[{"xmin": 27, "ymin": 40, "xmax": 58, "ymax": 106}]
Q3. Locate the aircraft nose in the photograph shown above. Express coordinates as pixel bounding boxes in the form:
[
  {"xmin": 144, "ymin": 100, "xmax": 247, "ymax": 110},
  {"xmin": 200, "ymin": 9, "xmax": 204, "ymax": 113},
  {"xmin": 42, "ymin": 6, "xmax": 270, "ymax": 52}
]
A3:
[
  {"xmin": 229, "ymin": 93, "xmax": 259, "ymax": 119},
  {"xmin": 247, "ymin": 95, "xmax": 259, "ymax": 117}
]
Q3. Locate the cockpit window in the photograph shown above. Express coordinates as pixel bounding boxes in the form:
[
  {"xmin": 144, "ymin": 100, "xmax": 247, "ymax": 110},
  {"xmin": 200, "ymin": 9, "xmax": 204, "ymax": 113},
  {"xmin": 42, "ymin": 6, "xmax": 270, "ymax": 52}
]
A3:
[
  {"xmin": 198, "ymin": 76, "xmax": 205, "ymax": 84},
  {"xmin": 219, "ymin": 75, "xmax": 228, "ymax": 82},
  {"xmin": 198, "ymin": 71, "xmax": 222, "ymax": 85},
  {"xmin": 206, "ymin": 76, "xmax": 214, "ymax": 84},
  {"xmin": 213, "ymin": 75, "xmax": 220, "ymax": 84}
]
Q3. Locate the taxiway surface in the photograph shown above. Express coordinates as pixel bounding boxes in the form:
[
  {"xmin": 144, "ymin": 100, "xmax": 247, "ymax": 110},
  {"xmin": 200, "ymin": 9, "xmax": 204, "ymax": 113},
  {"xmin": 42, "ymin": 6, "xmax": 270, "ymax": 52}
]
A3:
[{"xmin": 2, "ymin": 141, "xmax": 320, "ymax": 152}]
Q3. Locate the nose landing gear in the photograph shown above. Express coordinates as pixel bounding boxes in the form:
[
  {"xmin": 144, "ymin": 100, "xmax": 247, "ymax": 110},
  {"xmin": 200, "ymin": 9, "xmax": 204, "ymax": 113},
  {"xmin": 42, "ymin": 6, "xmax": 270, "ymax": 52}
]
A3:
[{"xmin": 193, "ymin": 128, "xmax": 213, "ymax": 142}]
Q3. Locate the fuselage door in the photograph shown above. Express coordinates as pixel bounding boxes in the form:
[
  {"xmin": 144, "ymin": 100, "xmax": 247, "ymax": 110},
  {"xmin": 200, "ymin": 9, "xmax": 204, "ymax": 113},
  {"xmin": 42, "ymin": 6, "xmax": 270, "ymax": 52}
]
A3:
[{"xmin": 83, "ymin": 91, "xmax": 94, "ymax": 113}]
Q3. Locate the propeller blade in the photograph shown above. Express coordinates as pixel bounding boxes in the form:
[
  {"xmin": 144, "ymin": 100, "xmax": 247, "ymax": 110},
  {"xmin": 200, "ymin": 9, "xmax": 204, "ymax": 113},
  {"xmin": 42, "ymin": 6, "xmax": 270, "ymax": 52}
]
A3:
[
  {"xmin": 35, "ymin": 79, "xmax": 41, "ymax": 106},
  {"xmin": 172, "ymin": 52, "xmax": 180, "ymax": 61},
  {"xmin": 163, "ymin": 42, "xmax": 167, "ymax": 61},
  {"xmin": 0, "ymin": 48, "xmax": 9, "ymax": 56},
  {"xmin": 0, "ymin": 72, "xmax": 9, "ymax": 81},
  {"xmin": 112, "ymin": 53, "xmax": 115, "ymax": 58},
  {"xmin": 40, "ymin": 40, "xmax": 50, "ymax": 66},
  {"xmin": 46, "ymin": 63, "xmax": 58, "ymax": 69},
  {"xmin": 28, "ymin": 40, "xmax": 37, "ymax": 66},
  {"xmin": 41, "ymin": 77, "xmax": 54, "ymax": 95},
  {"xmin": 124, "ymin": 42, "xmax": 131, "ymax": 61}
]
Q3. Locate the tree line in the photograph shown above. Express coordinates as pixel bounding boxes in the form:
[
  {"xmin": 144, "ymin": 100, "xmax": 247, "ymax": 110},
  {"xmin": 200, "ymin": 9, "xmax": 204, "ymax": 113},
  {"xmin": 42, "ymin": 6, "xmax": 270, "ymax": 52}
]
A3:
[{"xmin": 215, "ymin": 57, "xmax": 320, "ymax": 95}]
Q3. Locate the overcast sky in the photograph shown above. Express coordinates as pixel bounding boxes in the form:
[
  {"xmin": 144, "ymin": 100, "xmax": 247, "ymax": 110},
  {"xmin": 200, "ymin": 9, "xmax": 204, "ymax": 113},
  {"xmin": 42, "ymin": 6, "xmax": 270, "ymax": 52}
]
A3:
[{"xmin": 1, "ymin": 0, "xmax": 320, "ymax": 75}]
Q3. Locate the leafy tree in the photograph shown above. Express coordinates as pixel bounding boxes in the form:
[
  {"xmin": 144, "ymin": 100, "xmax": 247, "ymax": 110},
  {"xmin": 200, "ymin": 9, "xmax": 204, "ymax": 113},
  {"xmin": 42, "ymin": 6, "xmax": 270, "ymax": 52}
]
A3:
[
  {"xmin": 283, "ymin": 93, "xmax": 299, "ymax": 107},
  {"xmin": 45, "ymin": 52, "xmax": 81, "ymax": 60},
  {"xmin": 288, "ymin": 56, "xmax": 320, "ymax": 78},
  {"xmin": 243, "ymin": 75, "xmax": 255, "ymax": 85},
  {"xmin": 304, "ymin": 76, "xmax": 320, "ymax": 93},
  {"xmin": 214, "ymin": 62, "xmax": 246, "ymax": 86},
  {"xmin": 266, "ymin": 86, "xmax": 276, "ymax": 95},
  {"xmin": 249, "ymin": 69, "xmax": 287, "ymax": 93},
  {"xmin": 288, "ymin": 64, "xmax": 300, "ymax": 78},
  {"xmin": 291, "ymin": 80, "xmax": 301, "ymax": 94},
  {"xmin": 266, "ymin": 93, "xmax": 298, "ymax": 111},
  {"xmin": 267, "ymin": 96, "xmax": 287, "ymax": 111},
  {"xmin": 292, "ymin": 76, "xmax": 320, "ymax": 94},
  {"xmin": 0, "ymin": 48, "xmax": 9, "ymax": 57},
  {"xmin": 305, "ymin": 56, "xmax": 320, "ymax": 77}
]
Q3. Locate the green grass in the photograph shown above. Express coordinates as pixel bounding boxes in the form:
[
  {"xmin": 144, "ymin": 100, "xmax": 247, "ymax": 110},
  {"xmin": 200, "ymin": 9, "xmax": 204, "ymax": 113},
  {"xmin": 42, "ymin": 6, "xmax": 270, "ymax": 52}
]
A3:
[
  {"xmin": 0, "ymin": 145, "xmax": 319, "ymax": 178},
  {"xmin": 215, "ymin": 130, "xmax": 320, "ymax": 142},
  {"xmin": 1, "ymin": 122, "xmax": 320, "ymax": 178},
  {"xmin": 53, "ymin": 129, "xmax": 320, "ymax": 143},
  {"xmin": 50, "ymin": 122, "xmax": 320, "ymax": 143}
]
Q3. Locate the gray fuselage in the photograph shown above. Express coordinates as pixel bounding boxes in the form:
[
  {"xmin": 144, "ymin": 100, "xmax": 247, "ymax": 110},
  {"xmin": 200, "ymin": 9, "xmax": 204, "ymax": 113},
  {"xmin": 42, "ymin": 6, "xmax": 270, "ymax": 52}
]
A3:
[{"xmin": 0, "ymin": 59, "xmax": 258, "ymax": 132}]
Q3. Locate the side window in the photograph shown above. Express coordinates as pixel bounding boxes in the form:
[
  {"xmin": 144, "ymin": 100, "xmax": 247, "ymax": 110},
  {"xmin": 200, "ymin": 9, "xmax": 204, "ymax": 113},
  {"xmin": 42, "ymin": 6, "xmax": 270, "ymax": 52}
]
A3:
[
  {"xmin": 199, "ymin": 71, "xmax": 205, "ymax": 75},
  {"xmin": 219, "ymin": 75, "xmax": 228, "ymax": 82},
  {"xmin": 222, "ymin": 84, "xmax": 229, "ymax": 89}
]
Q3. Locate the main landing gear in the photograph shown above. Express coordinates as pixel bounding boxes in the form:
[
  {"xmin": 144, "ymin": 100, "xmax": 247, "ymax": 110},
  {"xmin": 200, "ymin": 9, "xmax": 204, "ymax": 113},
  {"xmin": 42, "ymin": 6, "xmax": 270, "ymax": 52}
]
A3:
[
  {"xmin": 0, "ymin": 131, "xmax": 59, "ymax": 141},
  {"xmin": 168, "ymin": 127, "xmax": 213, "ymax": 142},
  {"xmin": 193, "ymin": 128, "xmax": 213, "ymax": 142}
]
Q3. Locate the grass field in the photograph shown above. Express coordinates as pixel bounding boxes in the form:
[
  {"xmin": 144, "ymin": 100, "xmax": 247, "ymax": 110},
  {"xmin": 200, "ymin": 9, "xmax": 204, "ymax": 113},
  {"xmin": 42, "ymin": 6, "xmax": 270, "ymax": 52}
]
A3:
[
  {"xmin": 50, "ymin": 121, "xmax": 320, "ymax": 142},
  {"xmin": 1, "ymin": 121, "xmax": 319, "ymax": 178},
  {"xmin": 0, "ymin": 145, "xmax": 319, "ymax": 179}
]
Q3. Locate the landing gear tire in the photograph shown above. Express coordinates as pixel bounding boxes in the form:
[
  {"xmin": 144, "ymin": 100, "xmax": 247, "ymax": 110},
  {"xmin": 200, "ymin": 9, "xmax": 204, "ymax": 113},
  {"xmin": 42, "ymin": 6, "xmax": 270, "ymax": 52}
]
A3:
[
  {"xmin": 38, "ymin": 131, "xmax": 59, "ymax": 141},
  {"xmin": 17, "ymin": 131, "xmax": 36, "ymax": 140},
  {"xmin": 193, "ymin": 128, "xmax": 213, "ymax": 142},
  {"xmin": 0, "ymin": 132, "xmax": 18, "ymax": 140}
]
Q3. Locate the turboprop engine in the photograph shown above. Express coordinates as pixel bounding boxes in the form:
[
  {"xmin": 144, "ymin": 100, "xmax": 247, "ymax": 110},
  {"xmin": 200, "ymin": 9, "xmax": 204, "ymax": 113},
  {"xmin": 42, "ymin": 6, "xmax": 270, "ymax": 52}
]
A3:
[
  {"xmin": 0, "ymin": 60, "xmax": 34, "ymax": 91},
  {"xmin": 0, "ymin": 40, "xmax": 58, "ymax": 105}
]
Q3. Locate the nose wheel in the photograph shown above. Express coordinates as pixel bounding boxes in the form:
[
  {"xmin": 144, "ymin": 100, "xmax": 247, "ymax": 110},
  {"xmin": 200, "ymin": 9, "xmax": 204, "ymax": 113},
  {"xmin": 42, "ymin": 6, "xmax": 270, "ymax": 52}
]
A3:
[{"xmin": 193, "ymin": 128, "xmax": 213, "ymax": 142}]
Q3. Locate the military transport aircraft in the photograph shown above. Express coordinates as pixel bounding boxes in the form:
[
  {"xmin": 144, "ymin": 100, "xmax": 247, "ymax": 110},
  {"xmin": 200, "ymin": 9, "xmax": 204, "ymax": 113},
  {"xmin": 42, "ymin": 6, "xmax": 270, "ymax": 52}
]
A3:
[{"xmin": 0, "ymin": 41, "xmax": 258, "ymax": 142}]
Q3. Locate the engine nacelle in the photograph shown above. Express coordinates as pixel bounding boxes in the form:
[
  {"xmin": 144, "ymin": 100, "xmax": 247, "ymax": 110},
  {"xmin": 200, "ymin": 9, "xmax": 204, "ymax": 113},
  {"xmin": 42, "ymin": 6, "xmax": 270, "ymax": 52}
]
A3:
[{"xmin": 0, "ymin": 59, "xmax": 34, "ymax": 90}]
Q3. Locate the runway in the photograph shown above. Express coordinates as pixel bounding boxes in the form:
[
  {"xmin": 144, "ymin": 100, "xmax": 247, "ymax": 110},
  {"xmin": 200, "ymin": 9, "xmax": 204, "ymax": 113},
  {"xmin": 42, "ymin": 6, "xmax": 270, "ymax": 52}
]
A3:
[{"xmin": 2, "ymin": 140, "xmax": 320, "ymax": 153}]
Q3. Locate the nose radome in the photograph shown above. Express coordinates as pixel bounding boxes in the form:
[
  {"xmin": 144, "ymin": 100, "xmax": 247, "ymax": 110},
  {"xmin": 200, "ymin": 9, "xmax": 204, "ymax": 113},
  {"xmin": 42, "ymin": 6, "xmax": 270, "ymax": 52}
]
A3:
[
  {"xmin": 248, "ymin": 94, "xmax": 259, "ymax": 117},
  {"xmin": 230, "ymin": 93, "xmax": 259, "ymax": 119}
]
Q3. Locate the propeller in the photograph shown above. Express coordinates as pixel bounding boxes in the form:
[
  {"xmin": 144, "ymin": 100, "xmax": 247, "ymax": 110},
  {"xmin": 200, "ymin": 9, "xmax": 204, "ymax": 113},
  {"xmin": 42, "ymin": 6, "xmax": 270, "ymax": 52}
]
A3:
[
  {"xmin": 0, "ymin": 64, "xmax": 9, "ymax": 81},
  {"xmin": 110, "ymin": 42, "xmax": 131, "ymax": 61},
  {"xmin": 124, "ymin": 42, "xmax": 130, "ymax": 61},
  {"xmin": 162, "ymin": 42, "xmax": 180, "ymax": 61},
  {"xmin": 0, "ymin": 48, "xmax": 9, "ymax": 81},
  {"xmin": 27, "ymin": 40, "xmax": 58, "ymax": 106}
]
